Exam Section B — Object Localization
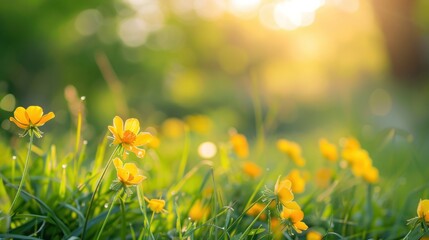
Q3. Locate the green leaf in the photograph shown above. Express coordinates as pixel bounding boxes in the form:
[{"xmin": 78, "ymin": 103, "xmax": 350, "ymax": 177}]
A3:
[
  {"xmin": 4, "ymin": 180, "xmax": 71, "ymax": 236},
  {"xmin": 248, "ymin": 228, "xmax": 265, "ymax": 235},
  {"xmin": 0, "ymin": 178, "xmax": 11, "ymax": 213}
]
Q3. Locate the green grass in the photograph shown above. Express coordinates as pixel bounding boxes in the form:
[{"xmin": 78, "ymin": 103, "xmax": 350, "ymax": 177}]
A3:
[{"xmin": 1, "ymin": 106, "xmax": 428, "ymax": 240}]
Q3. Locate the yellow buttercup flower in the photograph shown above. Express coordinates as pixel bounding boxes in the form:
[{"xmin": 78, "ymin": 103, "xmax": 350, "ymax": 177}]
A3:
[
  {"xmin": 280, "ymin": 201, "xmax": 308, "ymax": 234},
  {"xmin": 286, "ymin": 169, "xmax": 306, "ymax": 194},
  {"xmin": 108, "ymin": 116, "xmax": 153, "ymax": 159},
  {"xmin": 307, "ymin": 230, "xmax": 323, "ymax": 240},
  {"xmin": 274, "ymin": 178, "xmax": 294, "ymax": 206},
  {"xmin": 351, "ymin": 154, "xmax": 372, "ymax": 177},
  {"xmin": 145, "ymin": 198, "xmax": 166, "ymax": 213},
  {"xmin": 319, "ymin": 138, "xmax": 338, "ymax": 162},
  {"xmin": 189, "ymin": 200, "xmax": 210, "ymax": 221},
  {"xmin": 113, "ymin": 158, "xmax": 146, "ymax": 186},
  {"xmin": 242, "ymin": 161, "xmax": 262, "ymax": 178},
  {"xmin": 9, "ymin": 106, "xmax": 55, "ymax": 137},
  {"xmin": 277, "ymin": 139, "xmax": 306, "ymax": 167},
  {"xmin": 230, "ymin": 131, "xmax": 249, "ymax": 159},
  {"xmin": 363, "ymin": 166, "xmax": 379, "ymax": 184},
  {"xmin": 246, "ymin": 202, "xmax": 267, "ymax": 220},
  {"xmin": 417, "ymin": 199, "xmax": 429, "ymax": 222}
]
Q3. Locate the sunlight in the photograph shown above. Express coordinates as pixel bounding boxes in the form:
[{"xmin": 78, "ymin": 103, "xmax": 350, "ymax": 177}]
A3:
[{"xmin": 273, "ymin": 0, "xmax": 325, "ymax": 30}]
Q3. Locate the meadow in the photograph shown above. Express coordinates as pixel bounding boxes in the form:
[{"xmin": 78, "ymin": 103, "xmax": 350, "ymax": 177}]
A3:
[
  {"xmin": 1, "ymin": 92, "xmax": 429, "ymax": 240},
  {"xmin": 2, "ymin": 0, "xmax": 429, "ymax": 239}
]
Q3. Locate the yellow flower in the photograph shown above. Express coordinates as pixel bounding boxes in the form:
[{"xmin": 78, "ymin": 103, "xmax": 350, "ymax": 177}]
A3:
[
  {"xmin": 189, "ymin": 200, "xmax": 210, "ymax": 221},
  {"xmin": 230, "ymin": 132, "xmax": 249, "ymax": 159},
  {"xmin": 417, "ymin": 199, "xmax": 429, "ymax": 222},
  {"xmin": 280, "ymin": 201, "xmax": 301, "ymax": 220},
  {"xmin": 9, "ymin": 106, "xmax": 55, "ymax": 137},
  {"xmin": 307, "ymin": 230, "xmax": 323, "ymax": 240},
  {"xmin": 113, "ymin": 158, "xmax": 146, "ymax": 186},
  {"xmin": 341, "ymin": 137, "xmax": 361, "ymax": 161},
  {"xmin": 246, "ymin": 203, "xmax": 266, "ymax": 220},
  {"xmin": 145, "ymin": 198, "xmax": 166, "ymax": 213},
  {"xmin": 280, "ymin": 202, "xmax": 308, "ymax": 233},
  {"xmin": 319, "ymin": 138, "xmax": 338, "ymax": 162},
  {"xmin": 274, "ymin": 178, "xmax": 294, "ymax": 206},
  {"xmin": 242, "ymin": 161, "xmax": 262, "ymax": 178},
  {"xmin": 363, "ymin": 166, "xmax": 379, "ymax": 184},
  {"xmin": 277, "ymin": 139, "xmax": 306, "ymax": 167},
  {"xmin": 293, "ymin": 221, "xmax": 309, "ymax": 234},
  {"xmin": 286, "ymin": 169, "xmax": 306, "ymax": 194},
  {"xmin": 351, "ymin": 153, "xmax": 372, "ymax": 177},
  {"xmin": 108, "ymin": 116, "xmax": 153, "ymax": 159},
  {"xmin": 342, "ymin": 137, "xmax": 361, "ymax": 150}
]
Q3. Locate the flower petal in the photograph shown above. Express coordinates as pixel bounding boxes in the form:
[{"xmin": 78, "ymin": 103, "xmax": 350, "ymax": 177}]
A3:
[
  {"xmin": 293, "ymin": 221, "xmax": 308, "ymax": 233},
  {"xmin": 134, "ymin": 132, "xmax": 153, "ymax": 146},
  {"xmin": 26, "ymin": 106, "xmax": 43, "ymax": 125},
  {"xmin": 113, "ymin": 116, "xmax": 124, "ymax": 138},
  {"xmin": 14, "ymin": 107, "xmax": 29, "ymax": 125},
  {"xmin": 36, "ymin": 112, "xmax": 55, "ymax": 126},
  {"xmin": 117, "ymin": 167, "xmax": 129, "ymax": 183},
  {"xmin": 113, "ymin": 158, "xmax": 123, "ymax": 169},
  {"xmin": 10, "ymin": 117, "xmax": 28, "ymax": 129},
  {"xmin": 124, "ymin": 118, "xmax": 140, "ymax": 135},
  {"xmin": 128, "ymin": 175, "xmax": 146, "ymax": 185},
  {"xmin": 284, "ymin": 201, "xmax": 301, "ymax": 210},
  {"xmin": 131, "ymin": 147, "xmax": 145, "ymax": 158},
  {"xmin": 123, "ymin": 163, "xmax": 138, "ymax": 176},
  {"xmin": 108, "ymin": 126, "xmax": 122, "ymax": 144}
]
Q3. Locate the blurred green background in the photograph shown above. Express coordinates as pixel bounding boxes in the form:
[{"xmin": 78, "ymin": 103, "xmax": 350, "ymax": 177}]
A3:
[
  {"xmin": 2, "ymin": 1, "xmax": 429, "ymax": 235},
  {"xmin": 1, "ymin": 0, "xmax": 429, "ymax": 155}
]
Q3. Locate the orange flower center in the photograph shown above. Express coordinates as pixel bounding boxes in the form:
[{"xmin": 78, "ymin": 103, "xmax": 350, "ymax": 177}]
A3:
[{"xmin": 122, "ymin": 130, "xmax": 136, "ymax": 144}]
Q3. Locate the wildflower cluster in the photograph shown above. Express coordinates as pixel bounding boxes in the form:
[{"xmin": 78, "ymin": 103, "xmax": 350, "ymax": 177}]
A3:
[
  {"xmin": 229, "ymin": 130, "xmax": 263, "ymax": 179},
  {"xmin": 341, "ymin": 137, "xmax": 379, "ymax": 183},
  {"xmin": 277, "ymin": 139, "xmax": 306, "ymax": 166},
  {"xmin": 258, "ymin": 177, "xmax": 308, "ymax": 235}
]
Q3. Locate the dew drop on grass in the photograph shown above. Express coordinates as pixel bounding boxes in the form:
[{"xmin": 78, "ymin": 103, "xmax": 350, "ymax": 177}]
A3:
[
  {"xmin": 80, "ymin": 96, "xmax": 86, "ymax": 101},
  {"xmin": 12, "ymin": 155, "xmax": 16, "ymax": 160},
  {"xmin": 83, "ymin": 140, "xmax": 88, "ymax": 145},
  {"xmin": 62, "ymin": 164, "xmax": 67, "ymax": 169},
  {"xmin": 104, "ymin": 203, "xmax": 109, "ymax": 208}
]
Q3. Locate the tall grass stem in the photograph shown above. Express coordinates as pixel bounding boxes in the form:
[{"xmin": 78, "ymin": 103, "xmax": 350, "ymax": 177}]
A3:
[
  {"xmin": 82, "ymin": 145, "xmax": 120, "ymax": 239},
  {"xmin": 8, "ymin": 134, "xmax": 34, "ymax": 214}
]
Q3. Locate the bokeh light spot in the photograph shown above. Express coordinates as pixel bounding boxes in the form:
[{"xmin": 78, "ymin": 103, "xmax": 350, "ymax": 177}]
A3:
[
  {"xmin": 0, "ymin": 94, "xmax": 16, "ymax": 112},
  {"xmin": 75, "ymin": 9, "xmax": 103, "ymax": 36},
  {"xmin": 198, "ymin": 141, "xmax": 217, "ymax": 159}
]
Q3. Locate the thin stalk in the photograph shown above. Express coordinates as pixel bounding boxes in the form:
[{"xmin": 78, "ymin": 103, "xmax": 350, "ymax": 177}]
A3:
[
  {"xmin": 82, "ymin": 145, "xmax": 120, "ymax": 240},
  {"xmin": 120, "ymin": 194, "xmax": 126, "ymax": 240},
  {"xmin": 9, "ymin": 134, "xmax": 34, "ymax": 214},
  {"xmin": 95, "ymin": 189, "xmax": 121, "ymax": 240}
]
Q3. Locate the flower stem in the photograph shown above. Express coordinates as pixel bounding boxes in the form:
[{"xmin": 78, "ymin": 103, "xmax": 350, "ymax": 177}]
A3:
[
  {"xmin": 82, "ymin": 146, "xmax": 120, "ymax": 239},
  {"xmin": 95, "ymin": 189, "xmax": 122, "ymax": 240},
  {"xmin": 8, "ymin": 134, "xmax": 34, "ymax": 214}
]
